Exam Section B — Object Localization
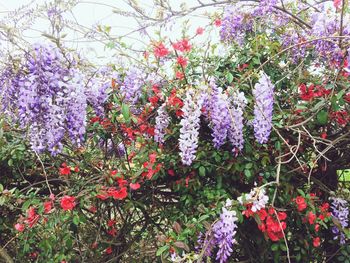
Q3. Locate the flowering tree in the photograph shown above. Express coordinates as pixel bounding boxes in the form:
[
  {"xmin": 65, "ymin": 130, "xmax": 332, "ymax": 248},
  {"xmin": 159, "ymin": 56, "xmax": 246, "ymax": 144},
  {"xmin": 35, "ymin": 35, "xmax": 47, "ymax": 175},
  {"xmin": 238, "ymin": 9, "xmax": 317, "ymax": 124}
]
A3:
[{"xmin": 0, "ymin": 0, "xmax": 350, "ymax": 262}]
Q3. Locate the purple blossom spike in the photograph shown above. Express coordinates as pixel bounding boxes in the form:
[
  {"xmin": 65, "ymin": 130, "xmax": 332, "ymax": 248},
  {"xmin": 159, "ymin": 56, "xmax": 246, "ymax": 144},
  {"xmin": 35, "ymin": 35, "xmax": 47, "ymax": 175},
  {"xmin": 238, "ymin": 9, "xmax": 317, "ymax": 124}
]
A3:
[
  {"xmin": 208, "ymin": 79, "xmax": 231, "ymax": 148},
  {"xmin": 0, "ymin": 43, "xmax": 88, "ymax": 155},
  {"xmin": 179, "ymin": 89, "xmax": 203, "ymax": 166},
  {"xmin": 212, "ymin": 207, "xmax": 238, "ymax": 263},
  {"xmin": 120, "ymin": 67, "xmax": 144, "ymax": 104},
  {"xmin": 220, "ymin": 6, "xmax": 253, "ymax": 44},
  {"xmin": 154, "ymin": 103, "xmax": 170, "ymax": 144},
  {"xmin": 227, "ymin": 90, "xmax": 247, "ymax": 152},
  {"xmin": 252, "ymin": 72, "xmax": 274, "ymax": 144},
  {"xmin": 330, "ymin": 197, "xmax": 349, "ymax": 244}
]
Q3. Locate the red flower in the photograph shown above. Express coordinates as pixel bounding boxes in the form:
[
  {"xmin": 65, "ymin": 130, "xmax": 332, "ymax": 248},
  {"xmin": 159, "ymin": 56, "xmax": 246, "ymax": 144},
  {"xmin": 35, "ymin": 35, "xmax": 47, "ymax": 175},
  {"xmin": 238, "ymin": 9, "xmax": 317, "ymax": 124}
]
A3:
[
  {"xmin": 214, "ymin": 19, "xmax": 222, "ymax": 26},
  {"xmin": 334, "ymin": 0, "xmax": 342, "ymax": 9},
  {"xmin": 148, "ymin": 95, "xmax": 159, "ymax": 106},
  {"xmin": 168, "ymin": 169, "xmax": 175, "ymax": 176},
  {"xmin": 96, "ymin": 190, "xmax": 109, "ymax": 200},
  {"xmin": 320, "ymin": 203, "xmax": 329, "ymax": 213},
  {"xmin": 113, "ymin": 187, "xmax": 128, "ymax": 200},
  {"xmin": 176, "ymin": 71, "xmax": 184, "ymax": 80},
  {"xmin": 307, "ymin": 211, "xmax": 317, "ymax": 225},
  {"xmin": 59, "ymin": 166, "xmax": 71, "ymax": 176},
  {"xmin": 43, "ymin": 201, "xmax": 53, "ymax": 214},
  {"xmin": 315, "ymin": 224, "xmax": 320, "ymax": 232},
  {"xmin": 313, "ymin": 237, "xmax": 321, "ymax": 247},
  {"xmin": 277, "ymin": 212, "xmax": 287, "ymax": 221},
  {"xmin": 294, "ymin": 196, "xmax": 307, "ymax": 211},
  {"xmin": 107, "ymin": 227, "xmax": 117, "ymax": 237},
  {"xmin": 107, "ymin": 219, "xmax": 116, "ymax": 227},
  {"xmin": 172, "ymin": 39, "xmax": 191, "ymax": 52},
  {"xmin": 25, "ymin": 207, "xmax": 40, "ymax": 228},
  {"xmin": 257, "ymin": 209, "xmax": 268, "ymax": 221},
  {"xmin": 299, "ymin": 83, "xmax": 315, "ymax": 101},
  {"xmin": 149, "ymin": 152, "xmax": 157, "ymax": 163},
  {"xmin": 130, "ymin": 183, "xmax": 141, "ymax": 190},
  {"xmin": 88, "ymin": 206, "xmax": 97, "ymax": 213},
  {"xmin": 91, "ymin": 242, "xmax": 98, "ymax": 249},
  {"xmin": 105, "ymin": 246, "xmax": 113, "ymax": 254},
  {"xmin": 90, "ymin": 116, "xmax": 100, "ymax": 123},
  {"xmin": 154, "ymin": 42, "xmax": 169, "ymax": 58},
  {"xmin": 15, "ymin": 223, "xmax": 25, "ymax": 232},
  {"xmin": 177, "ymin": 56, "xmax": 188, "ymax": 67},
  {"xmin": 344, "ymin": 93, "xmax": 350, "ymax": 103},
  {"xmin": 320, "ymin": 132, "xmax": 327, "ymax": 139},
  {"xmin": 196, "ymin": 27, "xmax": 204, "ymax": 35},
  {"xmin": 60, "ymin": 195, "xmax": 76, "ymax": 211}
]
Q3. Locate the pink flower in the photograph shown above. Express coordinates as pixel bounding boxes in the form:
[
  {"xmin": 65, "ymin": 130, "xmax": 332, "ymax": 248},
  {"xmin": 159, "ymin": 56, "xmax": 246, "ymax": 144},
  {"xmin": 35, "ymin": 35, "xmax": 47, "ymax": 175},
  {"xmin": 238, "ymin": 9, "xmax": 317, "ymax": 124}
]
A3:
[
  {"xmin": 175, "ymin": 71, "xmax": 184, "ymax": 80},
  {"xmin": 313, "ymin": 237, "xmax": 321, "ymax": 247},
  {"xmin": 172, "ymin": 39, "xmax": 191, "ymax": 52},
  {"xmin": 334, "ymin": 0, "xmax": 342, "ymax": 9},
  {"xmin": 14, "ymin": 223, "xmax": 25, "ymax": 232},
  {"xmin": 153, "ymin": 42, "xmax": 169, "ymax": 58},
  {"xmin": 214, "ymin": 19, "xmax": 222, "ymax": 27},
  {"xmin": 196, "ymin": 27, "xmax": 204, "ymax": 35},
  {"xmin": 60, "ymin": 195, "xmax": 76, "ymax": 211},
  {"xmin": 177, "ymin": 56, "xmax": 188, "ymax": 67},
  {"xmin": 105, "ymin": 246, "xmax": 113, "ymax": 254},
  {"xmin": 130, "ymin": 183, "xmax": 141, "ymax": 190},
  {"xmin": 43, "ymin": 201, "xmax": 53, "ymax": 214}
]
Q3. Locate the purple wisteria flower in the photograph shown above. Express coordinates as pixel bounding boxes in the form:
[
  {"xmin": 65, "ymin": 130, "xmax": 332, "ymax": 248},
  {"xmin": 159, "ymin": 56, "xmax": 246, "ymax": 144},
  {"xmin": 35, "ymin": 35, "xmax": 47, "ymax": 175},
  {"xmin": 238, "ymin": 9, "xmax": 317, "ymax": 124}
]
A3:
[
  {"xmin": 213, "ymin": 207, "xmax": 238, "ymax": 263},
  {"xmin": 330, "ymin": 197, "xmax": 349, "ymax": 244},
  {"xmin": 0, "ymin": 43, "xmax": 88, "ymax": 155},
  {"xmin": 220, "ymin": 6, "xmax": 253, "ymax": 44},
  {"xmin": 154, "ymin": 103, "xmax": 170, "ymax": 144},
  {"xmin": 252, "ymin": 72, "xmax": 274, "ymax": 144},
  {"xmin": 227, "ymin": 90, "xmax": 247, "ymax": 152},
  {"xmin": 208, "ymin": 79, "xmax": 231, "ymax": 148},
  {"xmin": 179, "ymin": 89, "xmax": 203, "ymax": 166},
  {"xmin": 85, "ymin": 80, "xmax": 109, "ymax": 117},
  {"xmin": 120, "ymin": 67, "xmax": 144, "ymax": 104}
]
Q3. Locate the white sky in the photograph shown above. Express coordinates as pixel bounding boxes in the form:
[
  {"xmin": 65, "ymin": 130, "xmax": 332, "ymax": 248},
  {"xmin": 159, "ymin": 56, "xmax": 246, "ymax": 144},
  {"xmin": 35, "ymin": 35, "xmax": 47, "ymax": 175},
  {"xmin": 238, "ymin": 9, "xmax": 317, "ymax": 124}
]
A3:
[{"xmin": 0, "ymin": 0, "xmax": 219, "ymax": 64}]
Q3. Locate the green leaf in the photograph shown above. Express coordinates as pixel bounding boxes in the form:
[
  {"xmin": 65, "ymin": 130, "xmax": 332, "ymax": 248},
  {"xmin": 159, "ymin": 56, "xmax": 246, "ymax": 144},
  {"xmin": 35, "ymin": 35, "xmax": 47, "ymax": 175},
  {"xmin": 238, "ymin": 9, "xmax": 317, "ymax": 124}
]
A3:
[
  {"xmin": 0, "ymin": 184, "xmax": 3, "ymax": 192},
  {"xmin": 316, "ymin": 110, "xmax": 328, "ymax": 125},
  {"xmin": 271, "ymin": 243, "xmax": 279, "ymax": 251},
  {"xmin": 156, "ymin": 245, "xmax": 169, "ymax": 256},
  {"xmin": 244, "ymin": 169, "xmax": 252, "ymax": 179},
  {"xmin": 73, "ymin": 214, "xmax": 80, "ymax": 225},
  {"xmin": 122, "ymin": 104, "xmax": 130, "ymax": 123},
  {"xmin": 225, "ymin": 72, "xmax": 233, "ymax": 83},
  {"xmin": 199, "ymin": 166, "xmax": 206, "ymax": 177}
]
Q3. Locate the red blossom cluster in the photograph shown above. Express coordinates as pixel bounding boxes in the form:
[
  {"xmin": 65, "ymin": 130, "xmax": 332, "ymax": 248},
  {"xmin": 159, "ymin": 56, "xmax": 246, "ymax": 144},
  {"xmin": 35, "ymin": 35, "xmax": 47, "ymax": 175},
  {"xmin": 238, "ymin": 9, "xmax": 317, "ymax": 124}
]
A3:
[
  {"xmin": 142, "ymin": 152, "xmax": 162, "ymax": 179},
  {"xmin": 293, "ymin": 195, "xmax": 331, "ymax": 247},
  {"xmin": 172, "ymin": 39, "xmax": 191, "ymax": 53},
  {"xmin": 330, "ymin": 110, "xmax": 349, "ymax": 126},
  {"xmin": 60, "ymin": 195, "xmax": 76, "ymax": 211},
  {"xmin": 167, "ymin": 88, "xmax": 184, "ymax": 117},
  {"xmin": 59, "ymin": 162, "xmax": 79, "ymax": 176},
  {"xmin": 243, "ymin": 205, "xmax": 287, "ymax": 241},
  {"xmin": 299, "ymin": 83, "xmax": 331, "ymax": 101},
  {"xmin": 153, "ymin": 42, "xmax": 170, "ymax": 58}
]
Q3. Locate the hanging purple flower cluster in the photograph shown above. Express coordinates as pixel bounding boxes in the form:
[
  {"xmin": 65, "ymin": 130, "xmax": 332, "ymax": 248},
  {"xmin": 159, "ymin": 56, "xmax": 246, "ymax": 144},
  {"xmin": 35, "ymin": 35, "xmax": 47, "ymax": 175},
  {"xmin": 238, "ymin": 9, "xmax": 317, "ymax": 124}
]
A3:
[
  {"xmin": 208, "ymin": 79, "xmax": 231, "ymax": 148},
  {"xmin": 252, "ymin": 72, "xmax": 274, "ymax": 144},
  {"xmin": 85, "ymin": 67, "xmax": 112, "ymax": 117},
  {"xmin": 219, "ymin": 6, "xmax": 253, "ymax": 44},
  {"xmin": 0, "ymin": 43, "xmax": 89, "ymax": 155},
  {"xmin": 198, "ymin": 204, "xmax": 238, "ymax": 263},
  {"xmin": 330, "ymin": 197, "xmax": 349, "ymax": 244},
  {"xmin": 310, "ymin": 11, "xmax": 345, "ymax": 62},
  {"xmin": 227, "ymin": 89, "xmax": 247, "ymax": 152},
  {"xmin": 154, "ymin": 102, "xmax": 170, "ymax": 144},
  {"xmin": 179, "ymin": 89, "xmax": 203, "ymax": 165},
  {"xmin": 120, "ymin": 67, "xmax": 144, "ymax": 104}
]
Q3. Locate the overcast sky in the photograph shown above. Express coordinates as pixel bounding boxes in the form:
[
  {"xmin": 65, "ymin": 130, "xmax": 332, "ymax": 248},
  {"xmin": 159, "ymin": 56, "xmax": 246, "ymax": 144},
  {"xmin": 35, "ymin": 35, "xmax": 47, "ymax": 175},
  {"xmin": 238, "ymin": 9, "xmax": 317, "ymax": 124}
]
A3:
[{"xmin": 0, "ymin": 0, "xmax": 218, "ymax": 64}]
